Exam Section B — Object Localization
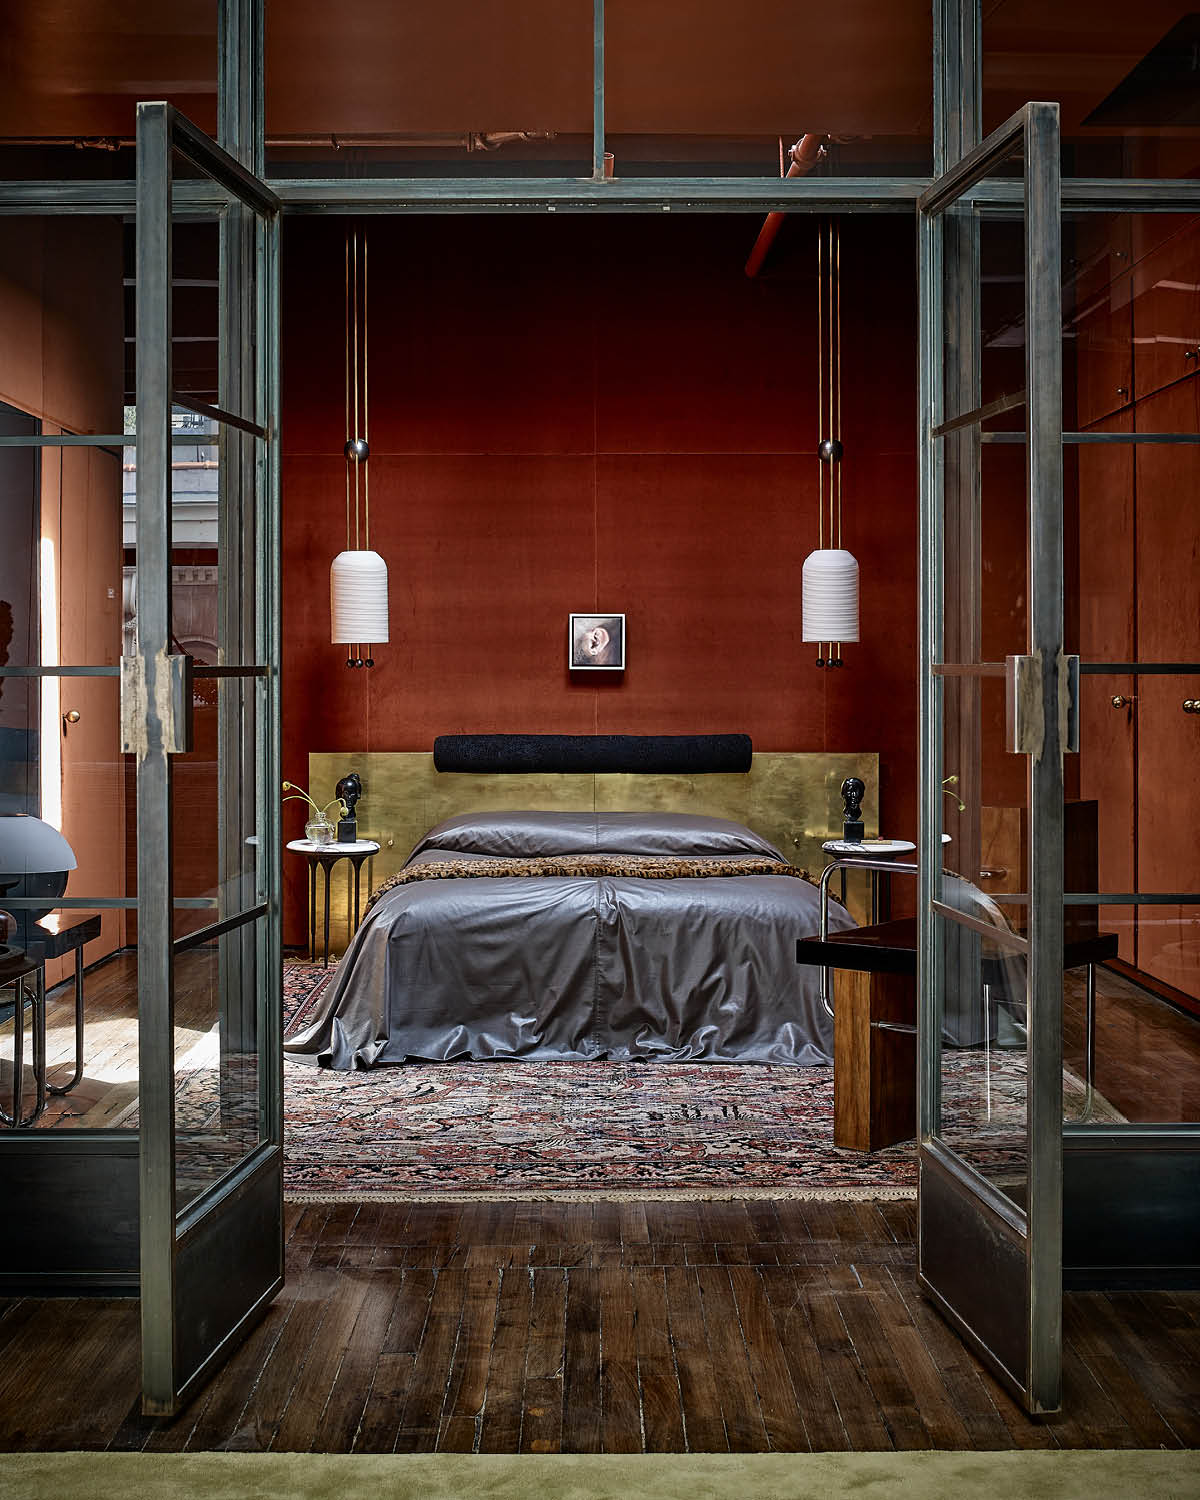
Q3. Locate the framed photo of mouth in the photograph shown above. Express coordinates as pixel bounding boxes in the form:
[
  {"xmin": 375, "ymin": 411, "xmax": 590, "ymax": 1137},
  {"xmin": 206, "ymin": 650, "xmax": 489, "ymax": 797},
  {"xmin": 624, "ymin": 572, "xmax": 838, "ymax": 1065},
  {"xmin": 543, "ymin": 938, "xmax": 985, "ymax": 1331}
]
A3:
[{"xmin": 569, "ymin": 613, "xmax": 626, "ymax": 670}]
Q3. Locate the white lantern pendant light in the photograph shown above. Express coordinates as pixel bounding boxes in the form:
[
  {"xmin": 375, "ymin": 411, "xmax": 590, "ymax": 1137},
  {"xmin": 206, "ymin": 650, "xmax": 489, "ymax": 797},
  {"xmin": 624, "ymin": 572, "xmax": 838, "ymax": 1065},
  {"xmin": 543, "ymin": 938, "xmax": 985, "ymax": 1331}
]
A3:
[
  {"xmin": 801, "ymin": 217, "xmax": 859, "ymax": 666},
  {"xmin": 331, "ymin": 229, "xmax": 389, "ymax": 667}
]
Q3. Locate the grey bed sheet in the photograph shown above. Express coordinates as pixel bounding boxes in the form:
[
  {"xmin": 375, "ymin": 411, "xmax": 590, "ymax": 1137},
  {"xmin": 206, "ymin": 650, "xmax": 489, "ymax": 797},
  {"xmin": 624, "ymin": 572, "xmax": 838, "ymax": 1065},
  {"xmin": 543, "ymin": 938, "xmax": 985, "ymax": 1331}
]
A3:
[{"xmin": 284, "ymin": 811, "xmax": 854, "ymax": 1070}]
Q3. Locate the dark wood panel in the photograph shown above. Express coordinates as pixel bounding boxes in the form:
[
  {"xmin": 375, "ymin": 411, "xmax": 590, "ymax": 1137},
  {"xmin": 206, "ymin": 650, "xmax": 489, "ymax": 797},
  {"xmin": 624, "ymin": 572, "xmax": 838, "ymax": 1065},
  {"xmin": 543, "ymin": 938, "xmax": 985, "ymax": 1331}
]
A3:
[{"xmin": 832, "ymin": 968, "xmax": 917, "ymax": 1152}]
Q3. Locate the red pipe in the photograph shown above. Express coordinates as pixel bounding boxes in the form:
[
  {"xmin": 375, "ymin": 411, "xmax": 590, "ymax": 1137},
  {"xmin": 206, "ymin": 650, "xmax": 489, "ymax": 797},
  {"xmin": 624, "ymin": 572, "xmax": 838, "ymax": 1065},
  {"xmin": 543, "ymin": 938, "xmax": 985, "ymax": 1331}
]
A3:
[{"xmin": 744, "ymin": 134, "xmax": 827, "ymax": 277}]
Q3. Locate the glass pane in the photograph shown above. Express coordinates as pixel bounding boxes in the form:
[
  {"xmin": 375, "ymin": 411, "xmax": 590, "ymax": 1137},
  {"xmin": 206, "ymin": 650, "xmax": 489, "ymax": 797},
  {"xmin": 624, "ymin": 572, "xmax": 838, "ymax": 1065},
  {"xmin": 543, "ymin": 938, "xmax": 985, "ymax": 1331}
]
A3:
[
  {"xmin": 173, "ymin": 914, "xmax": 266, "ymax": 1213},
  {"xmin": 935, "ymin": 906, "xmax": 1030, "ymax": 1201},
  {"xmin": 1066, "ymin": 203, "xmax": 1200, "ymax": 1124},
  {"xmin": 1065, "ymin": 211, "xmax": 1200, "ymax": 423},
  {"xmin": 941, "ymin": 201, "xmax": 1027, "ymax": 428},
  {"xmin": 172, "ymin": 674, "xmax": 262, "ymax": 941},
  {"xmin": 984, "ymin": 5, "xmax": 1200, "ymax": 179},
  {"xmin": 0, "ymin": 217, "xmax": 127, "ymax": 437},
  {"xmin": 170, "ymin": 215, "xmax": 221, "ymax": 413},
  {"xmin": 123, "ymin": 421, "xmax": 261, "ymax": 666},
  {"xmin": 606, "ymin": 0, "xmax": 932, "ymax": 177},
  {"xmin": 935, "ymin": 660, "xmax": 1031, "ymax": 1202},
  {"xmin": 0, "ymin": 676, "xmax": 139, "ymax": 1130},
  {"xmin": 265, "ymin": 0, "xmax": 593, "ymax": 179},
  {"xmin": 0, "ymin": 2, "xmax": 217, "ymax": 179},
  {"xmin": 166, "ymin": 191, "xmax": 263, "ymax": 428}
]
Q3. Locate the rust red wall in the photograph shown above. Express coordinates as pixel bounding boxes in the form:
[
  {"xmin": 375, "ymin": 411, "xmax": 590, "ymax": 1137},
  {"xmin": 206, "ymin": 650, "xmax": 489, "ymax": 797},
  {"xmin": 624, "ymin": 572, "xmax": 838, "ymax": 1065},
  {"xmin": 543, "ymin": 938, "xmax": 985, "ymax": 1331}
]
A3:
[{"xmin": 281, "ymin": 214, "xmax": 919, "ymax": 940}]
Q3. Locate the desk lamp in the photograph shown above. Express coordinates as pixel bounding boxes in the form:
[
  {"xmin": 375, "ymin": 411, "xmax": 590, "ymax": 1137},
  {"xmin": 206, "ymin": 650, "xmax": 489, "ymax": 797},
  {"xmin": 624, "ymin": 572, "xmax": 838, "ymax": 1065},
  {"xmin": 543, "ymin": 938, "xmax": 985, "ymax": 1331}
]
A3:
[{"xmin": 0, "ymin": 815, "xmax": 78, "ymax": 952}]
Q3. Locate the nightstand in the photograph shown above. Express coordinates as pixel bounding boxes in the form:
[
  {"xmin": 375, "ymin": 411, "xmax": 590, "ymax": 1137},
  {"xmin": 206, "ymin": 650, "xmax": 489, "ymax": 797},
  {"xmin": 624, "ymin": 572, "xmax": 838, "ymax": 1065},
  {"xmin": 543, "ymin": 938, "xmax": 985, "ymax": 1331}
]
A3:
[
  {"xmin": 287, "ymin": 839, "xmax": 380, "ymax": 968},
  {"xmin": 821, "ymin": 838, "xmax": 917, "ymax": 923}
]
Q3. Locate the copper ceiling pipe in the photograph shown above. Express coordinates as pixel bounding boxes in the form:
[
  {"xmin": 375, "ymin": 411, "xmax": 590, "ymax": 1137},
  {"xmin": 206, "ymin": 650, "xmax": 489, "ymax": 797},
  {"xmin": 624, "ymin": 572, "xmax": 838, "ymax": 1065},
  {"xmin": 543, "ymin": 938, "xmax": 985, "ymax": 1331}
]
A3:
[{"xmin": 744, "ymin": 134, "xmax": 827, "ymax": 278}]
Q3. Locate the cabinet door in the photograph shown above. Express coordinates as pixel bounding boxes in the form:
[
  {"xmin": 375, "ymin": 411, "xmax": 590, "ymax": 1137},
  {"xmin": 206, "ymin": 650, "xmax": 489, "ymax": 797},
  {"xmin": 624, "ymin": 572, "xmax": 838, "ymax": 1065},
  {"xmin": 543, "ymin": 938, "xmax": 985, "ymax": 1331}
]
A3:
[
  {"xmin": 1071, "ymin": 215, "xmax": 1133, "ymax": 430},
  {"xmin": 1137, "ymin": 677, "xmax": 1200, "ymax": 998},
  {"xmin": 1132, "ymin": 218, "xmax": 1200, "ymax": 405},
  {"xmin": 1078, "ymin": 412, "xmax": 1136, "ymax": 961},
  {"xmin": 1136, "ymin": 378, "xmax": 1200, "ymax": 998}
]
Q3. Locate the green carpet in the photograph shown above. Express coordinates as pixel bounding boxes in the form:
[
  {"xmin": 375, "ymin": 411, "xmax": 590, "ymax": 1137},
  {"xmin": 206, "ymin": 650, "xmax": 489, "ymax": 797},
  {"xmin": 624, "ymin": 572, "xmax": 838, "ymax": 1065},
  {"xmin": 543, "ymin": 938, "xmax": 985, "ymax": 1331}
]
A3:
[{"xmin": 0, "ymin": 1451, "xmax": 1197, "ymax": 1500}]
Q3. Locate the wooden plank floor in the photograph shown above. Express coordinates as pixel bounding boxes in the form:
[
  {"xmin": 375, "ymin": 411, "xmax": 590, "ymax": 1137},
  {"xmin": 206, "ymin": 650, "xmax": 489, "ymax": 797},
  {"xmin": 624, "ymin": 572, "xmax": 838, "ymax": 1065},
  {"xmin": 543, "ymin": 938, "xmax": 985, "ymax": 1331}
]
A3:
[{"xmin": 0, "ymin": 1198, "xmax": 1196, "ymax": 1454}]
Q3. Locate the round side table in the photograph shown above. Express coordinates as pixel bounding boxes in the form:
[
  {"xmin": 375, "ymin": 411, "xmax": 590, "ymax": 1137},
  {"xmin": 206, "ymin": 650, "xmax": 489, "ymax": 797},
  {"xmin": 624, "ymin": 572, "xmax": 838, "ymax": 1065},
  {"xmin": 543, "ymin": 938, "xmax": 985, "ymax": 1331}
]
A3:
[
  {"xmin": 822, "ymin": 838, "xmax": 917, "ymax": 923},
  {"xmin": 287, "ymin": 839, "xmax": 380, "ymax": 968}
]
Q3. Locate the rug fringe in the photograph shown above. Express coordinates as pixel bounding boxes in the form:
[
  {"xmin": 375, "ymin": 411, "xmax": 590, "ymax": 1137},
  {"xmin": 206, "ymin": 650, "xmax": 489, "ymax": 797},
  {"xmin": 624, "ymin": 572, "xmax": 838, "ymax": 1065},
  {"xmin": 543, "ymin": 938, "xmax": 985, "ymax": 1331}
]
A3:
[{"xmin": 284, "ymin": 1185, "xmax": 917, "ymax": 1204}]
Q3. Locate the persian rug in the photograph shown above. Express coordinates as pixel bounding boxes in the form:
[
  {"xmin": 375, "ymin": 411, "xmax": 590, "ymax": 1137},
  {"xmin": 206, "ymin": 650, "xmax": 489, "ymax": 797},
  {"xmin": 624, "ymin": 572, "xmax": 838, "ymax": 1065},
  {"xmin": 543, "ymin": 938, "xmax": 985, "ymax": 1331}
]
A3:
[{"xmin": 277, "ymin": 960, "xmax": 1119, "ymax": 1203}]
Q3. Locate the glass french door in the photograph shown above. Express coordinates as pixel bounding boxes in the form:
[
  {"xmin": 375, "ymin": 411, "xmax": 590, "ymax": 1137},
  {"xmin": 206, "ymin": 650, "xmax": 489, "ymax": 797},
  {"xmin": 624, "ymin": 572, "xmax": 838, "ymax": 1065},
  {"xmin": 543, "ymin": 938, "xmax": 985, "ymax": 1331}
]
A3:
[
  {"xmin": 130, "ymin": 101, "xmax": 282, "ymax": 1416},
  {"xmin": 917, "ymin": 101, "xmax": 1067, "ymax": 1413}
]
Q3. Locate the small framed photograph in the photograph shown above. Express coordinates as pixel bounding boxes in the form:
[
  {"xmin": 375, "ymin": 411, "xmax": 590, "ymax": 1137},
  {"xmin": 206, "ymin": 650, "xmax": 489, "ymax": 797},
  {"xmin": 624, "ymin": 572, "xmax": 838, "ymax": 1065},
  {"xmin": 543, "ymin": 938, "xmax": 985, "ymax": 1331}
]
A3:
[{"xmin": 569, "ymin": 613, "xmax": 625, "ymax": 670}]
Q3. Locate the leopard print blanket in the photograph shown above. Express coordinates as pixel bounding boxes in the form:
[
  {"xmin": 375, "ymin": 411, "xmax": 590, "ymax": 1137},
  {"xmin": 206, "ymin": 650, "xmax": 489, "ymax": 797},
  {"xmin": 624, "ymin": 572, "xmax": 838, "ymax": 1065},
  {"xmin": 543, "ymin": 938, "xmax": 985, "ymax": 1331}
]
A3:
[{"xmin": 364, "ymin": 853, "xmax": 813, "ymax": 918}]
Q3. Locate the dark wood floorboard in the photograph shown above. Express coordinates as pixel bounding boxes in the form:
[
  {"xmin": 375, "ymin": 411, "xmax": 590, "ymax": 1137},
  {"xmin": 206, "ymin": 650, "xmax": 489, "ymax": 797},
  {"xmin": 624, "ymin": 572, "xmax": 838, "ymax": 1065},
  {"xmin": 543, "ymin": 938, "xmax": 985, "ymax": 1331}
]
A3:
[{"xmin": 0, "ymin": 1199, "xmax": 1195, "ymax": 1453}]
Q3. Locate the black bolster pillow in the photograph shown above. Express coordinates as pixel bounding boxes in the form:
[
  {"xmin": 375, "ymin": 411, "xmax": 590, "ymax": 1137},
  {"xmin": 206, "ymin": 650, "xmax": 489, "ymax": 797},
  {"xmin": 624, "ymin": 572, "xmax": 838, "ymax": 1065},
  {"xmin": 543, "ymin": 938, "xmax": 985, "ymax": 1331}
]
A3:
[{"xmin": 433, "ymin": 733, "xmax": 753, "ymax": 775}]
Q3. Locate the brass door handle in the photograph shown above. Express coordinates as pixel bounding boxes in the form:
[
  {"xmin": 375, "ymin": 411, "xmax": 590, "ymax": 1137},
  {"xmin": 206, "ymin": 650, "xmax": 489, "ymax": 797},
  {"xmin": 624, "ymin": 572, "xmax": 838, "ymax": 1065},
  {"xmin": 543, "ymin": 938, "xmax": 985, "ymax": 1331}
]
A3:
[
  {"xmin": 1110, "ymin": 695, "xmax": 1135, "ymax": 709},
  {"xmin": 62, "ymin": 709, "xmax": 81, "ymax": 727},
  {"xmin": 1184, "ymin": 700, "xmax": 1200, "ymax": 714}
]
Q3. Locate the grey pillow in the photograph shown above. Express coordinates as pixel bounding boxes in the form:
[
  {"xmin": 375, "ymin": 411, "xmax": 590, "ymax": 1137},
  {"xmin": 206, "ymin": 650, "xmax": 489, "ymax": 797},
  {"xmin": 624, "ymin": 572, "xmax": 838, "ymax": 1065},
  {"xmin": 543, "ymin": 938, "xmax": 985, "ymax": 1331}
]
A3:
[{"xmin": 409, "ymin": 811, "xmax": 785, "ymax": 862}]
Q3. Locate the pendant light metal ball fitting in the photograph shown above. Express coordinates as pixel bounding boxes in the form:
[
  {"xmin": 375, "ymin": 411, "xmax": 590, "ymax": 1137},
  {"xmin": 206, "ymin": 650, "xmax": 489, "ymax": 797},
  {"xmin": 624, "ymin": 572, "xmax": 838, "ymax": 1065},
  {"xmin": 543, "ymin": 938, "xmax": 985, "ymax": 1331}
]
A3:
[
  {"xmin": 818, "ymin": 437, "xmax": 843, "ymax": 462},
  {"xmin": 344, "ymin": 436, "xmax": 370, "ymax": 462}
]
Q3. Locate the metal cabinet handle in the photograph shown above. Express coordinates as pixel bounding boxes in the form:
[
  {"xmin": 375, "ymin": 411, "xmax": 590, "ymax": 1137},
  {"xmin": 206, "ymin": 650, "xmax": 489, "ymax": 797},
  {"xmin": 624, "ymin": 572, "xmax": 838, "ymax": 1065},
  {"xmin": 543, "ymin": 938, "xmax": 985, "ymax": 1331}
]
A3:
[
  {"xmin": 1184, "ymin": 700, "xmax": 1200, "ymax": 715},
  {"xmin": 1110, "ymin": 695, "xmax": 1136, "ymax": 709},
  {"xmin": 62, "ymin": 709, "xmax": 81, "ymax": 727}
]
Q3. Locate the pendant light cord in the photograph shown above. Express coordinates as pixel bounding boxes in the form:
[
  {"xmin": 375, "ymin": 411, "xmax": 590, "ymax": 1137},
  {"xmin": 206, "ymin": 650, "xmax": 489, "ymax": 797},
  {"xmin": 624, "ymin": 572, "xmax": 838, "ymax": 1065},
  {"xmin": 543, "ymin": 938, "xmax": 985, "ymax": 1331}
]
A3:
[
  {"xmin": 816, "ymin": 222, "xmax": 824, "ymax": 551},
  {"xmin": 814, "ymin": 217, "xmax": 846, "ymax": 664},
  {"xmin": 345, "ymin": 235, "xmax": 351, "ymax": 553},
  {"xmin": 363, "ymin": 235, "xmax": 370, "ymax": 551},
  {"xmin": 835, "ymin": 219, "xmax": 842, "ymax": 550},
  {"xmin": 352, "ymin": 232, "xmax": 361, "ymax": 550}
]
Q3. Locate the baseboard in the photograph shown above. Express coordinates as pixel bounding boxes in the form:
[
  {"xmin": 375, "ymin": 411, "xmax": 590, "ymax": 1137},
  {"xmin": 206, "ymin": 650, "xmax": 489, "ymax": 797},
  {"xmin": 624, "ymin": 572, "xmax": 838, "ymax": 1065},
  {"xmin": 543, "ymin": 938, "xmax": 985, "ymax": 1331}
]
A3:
[
  {"xmin": 0, "ymin": 1270, "xmax": 139, "ymax": 1296},
  {"xmin": 1107, "ymin": 958, "xmax": 1200, "ymax": 1021},
  {"xmin": 1064, "ymin": 1266, "xmax": 1200, "ymax": 1291}
]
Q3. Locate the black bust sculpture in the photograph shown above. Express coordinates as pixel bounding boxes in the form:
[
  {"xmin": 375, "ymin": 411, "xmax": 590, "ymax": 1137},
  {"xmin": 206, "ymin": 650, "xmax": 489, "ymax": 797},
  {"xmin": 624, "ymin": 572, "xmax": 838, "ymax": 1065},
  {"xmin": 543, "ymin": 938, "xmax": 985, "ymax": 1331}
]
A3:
[
  {"xmin": 840, "ymin": 776, "xmax": 866, "ymax": 843},
  {"xmin": 335, "ymin": 772, "xmax": 363, "ymax": 843}
]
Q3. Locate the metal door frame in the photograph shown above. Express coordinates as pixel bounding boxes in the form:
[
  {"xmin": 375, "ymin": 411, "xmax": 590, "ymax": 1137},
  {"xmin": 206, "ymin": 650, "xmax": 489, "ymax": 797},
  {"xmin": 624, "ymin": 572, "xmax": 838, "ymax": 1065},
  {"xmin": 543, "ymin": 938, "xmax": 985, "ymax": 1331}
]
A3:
[
  {"xmin": 917, "ymin": 100, "xmax": 1065, "ymax": 1412},
  {"xmin": 133, "ymin": 99, "xmax": 282, "ymax": 1415}
]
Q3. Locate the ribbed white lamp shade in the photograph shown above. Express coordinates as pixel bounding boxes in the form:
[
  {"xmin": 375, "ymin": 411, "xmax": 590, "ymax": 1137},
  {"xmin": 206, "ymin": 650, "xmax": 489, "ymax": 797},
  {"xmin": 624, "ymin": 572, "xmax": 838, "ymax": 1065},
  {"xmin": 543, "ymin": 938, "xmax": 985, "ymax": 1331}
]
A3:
[
  {"xmin": 801, "ymin": 548, "xmax": 859, "ymax": 642},
  {"xmin": 330, "ymin": 550, "xmax": 389, "ymax": 644}
]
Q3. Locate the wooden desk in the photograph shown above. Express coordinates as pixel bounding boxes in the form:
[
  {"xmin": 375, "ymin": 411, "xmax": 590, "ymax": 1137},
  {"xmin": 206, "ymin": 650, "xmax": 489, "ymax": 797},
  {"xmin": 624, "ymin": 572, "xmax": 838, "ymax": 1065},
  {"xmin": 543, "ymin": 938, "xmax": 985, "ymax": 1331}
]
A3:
[{"xmin": 797, "ymin": 918, "xmax": 1120, "ymax": 1153}]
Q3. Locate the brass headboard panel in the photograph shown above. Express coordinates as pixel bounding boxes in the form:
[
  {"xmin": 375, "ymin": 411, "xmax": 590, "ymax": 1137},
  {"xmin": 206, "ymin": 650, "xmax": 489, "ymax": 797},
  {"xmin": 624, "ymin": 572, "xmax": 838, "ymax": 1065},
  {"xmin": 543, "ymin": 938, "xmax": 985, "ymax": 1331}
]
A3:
[{"xmin": 305, "ymin": 751, "xmax": 879, "ymax": 955}]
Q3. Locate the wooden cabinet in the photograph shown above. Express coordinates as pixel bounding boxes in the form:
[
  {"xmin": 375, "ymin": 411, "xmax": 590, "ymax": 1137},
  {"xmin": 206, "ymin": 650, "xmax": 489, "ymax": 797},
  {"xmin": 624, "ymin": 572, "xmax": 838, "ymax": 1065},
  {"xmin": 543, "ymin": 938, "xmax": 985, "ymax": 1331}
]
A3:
[
  {"xmin": 1072, "ymin": 215, "xmax": 1133, "ymax": 430},
  {"xmin": 1136, "ymin": 676, "xmax": 1200, "ymax": 998},
  {"xmin": 1132, "ymin": 220, "xmax": 1200, "ymax": 405},
  {"xmin": 1069, "ymin": 215, "xmax": 1200, "ymax": 428},
  {"xmin": 1134, "ymin": 377, "xmax": 1200, "ymax": 1001},
  {"xmin": 1071, "ymin": 211, "xmax": 1200, "ymax": 1009},
  {"xmin": 1078, "ymin": 412, "xmax": 1136, "ymax": 963},
  {"xmin": 978, "ymin": 802, "xmax": 1100, "ymax": 939}
]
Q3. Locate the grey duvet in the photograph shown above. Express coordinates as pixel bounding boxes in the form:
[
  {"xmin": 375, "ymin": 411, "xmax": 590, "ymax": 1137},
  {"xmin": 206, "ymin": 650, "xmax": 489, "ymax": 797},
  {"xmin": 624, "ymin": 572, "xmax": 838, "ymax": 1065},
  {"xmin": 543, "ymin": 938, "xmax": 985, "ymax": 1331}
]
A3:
[{"xmin": 284, "ymin": 810, "xmax": 853, "ymax": 1070}]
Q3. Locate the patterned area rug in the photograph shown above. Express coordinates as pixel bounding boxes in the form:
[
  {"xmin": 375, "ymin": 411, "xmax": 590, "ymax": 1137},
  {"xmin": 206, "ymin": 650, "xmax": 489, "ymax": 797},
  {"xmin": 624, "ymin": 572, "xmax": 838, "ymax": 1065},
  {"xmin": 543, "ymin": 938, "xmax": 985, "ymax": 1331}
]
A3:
[{"xmin": 280, "ymin": 960, "xmax": 1120, "ymax": 1203}]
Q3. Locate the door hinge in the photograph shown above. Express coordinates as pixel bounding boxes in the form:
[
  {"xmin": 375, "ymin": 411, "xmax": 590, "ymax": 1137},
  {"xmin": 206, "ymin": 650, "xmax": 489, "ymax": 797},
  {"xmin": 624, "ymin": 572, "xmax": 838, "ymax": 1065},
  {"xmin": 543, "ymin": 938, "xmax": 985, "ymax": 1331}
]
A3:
[
  {"xmin": 120, "ymin": 653, "xmax": 194, "ymax": 756},
  {"xmin": 1006, "ymin": 652, "xmax": 1079, "ymax": 756}
]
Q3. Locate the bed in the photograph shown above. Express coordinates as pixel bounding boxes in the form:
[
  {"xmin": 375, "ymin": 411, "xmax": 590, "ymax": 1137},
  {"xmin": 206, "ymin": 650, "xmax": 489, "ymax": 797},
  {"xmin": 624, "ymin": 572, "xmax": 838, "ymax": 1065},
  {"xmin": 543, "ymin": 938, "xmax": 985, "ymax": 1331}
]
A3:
[
  {"xmin": 286, "ymin": 737, "xmax": 877, "ymax": 1070},
  {"xmin": 284, "ymin": 806, "xmax": 855, "ymax": 1069}
]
